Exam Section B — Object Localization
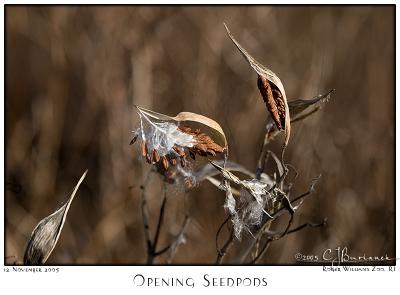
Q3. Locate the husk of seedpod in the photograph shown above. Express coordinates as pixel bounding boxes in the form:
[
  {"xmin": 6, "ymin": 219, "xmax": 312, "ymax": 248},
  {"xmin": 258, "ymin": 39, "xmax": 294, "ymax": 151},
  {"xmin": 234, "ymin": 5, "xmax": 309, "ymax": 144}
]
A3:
[
  {"xmin": 135, "ymin": 106, "xmax": 227, "ymax": 149},
  {"xmin": 224, "ymin": 23, "xmax": 291, "ymax": 147},
  {"xmin": 135, "ymin": 106, "xmax": 228, "ymax": 184}
]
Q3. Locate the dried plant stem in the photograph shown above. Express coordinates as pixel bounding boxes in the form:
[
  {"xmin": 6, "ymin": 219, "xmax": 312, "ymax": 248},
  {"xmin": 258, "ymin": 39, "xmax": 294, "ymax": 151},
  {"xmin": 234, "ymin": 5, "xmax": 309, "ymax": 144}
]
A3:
[
  {"xmin": 250, "ymin": 217, "xmax": 326, "ymax": 264},
  {"xmin": 152, "ymin": 183, "xmax": 167, "ymax": 257},
  {"xmin": 248, "ymin": 217, "xmax": 289, "ymax": 264},
  {"xmin": 250, "ymin": 216, "xmax": 294, "ymax": 264},
  {"xmin": 255, "ymin": 124, "xmax": 274, "ymax": 180},
  {"xmin": 140, "ymin": 170, "xmax": 154, "ymax": 264},
  {"xmin": 252, "ymin": 218, "xmax": 272, "ymax": 261},
  {"xmin": 140, "ymin": 170, "xmax": 170, "ymax": 264},
  {"xmin": 248, "ymin": 186, "xmax": 326, "ymax": 264},
  {"xmin": 290, "ymin": 107, "xmax": 320, "ymax": 124},
  {"xmin": 287, "ymin": 219, "xmax": 327, "ymax": 234},
  {"xmin": 250, "ymin": 236, "xmax": 273, "ymax": 264},
  {"xmin": 215, "ymin": 227, "xmax": 234, "ymax": 264},
  {"xmin": 167, "ymin": 215, "xmax": 191, "ymax": 263},
  {"xmin": 214, "ymin": 150, "xmax": 234, "ymax": 265},
  {"xmin": 215, "ymin": 216, "xmax": 230, "ymax": 257},
  {"xmin": 240, "ymin": 185, "xmax": 318, "ymax": 263}
]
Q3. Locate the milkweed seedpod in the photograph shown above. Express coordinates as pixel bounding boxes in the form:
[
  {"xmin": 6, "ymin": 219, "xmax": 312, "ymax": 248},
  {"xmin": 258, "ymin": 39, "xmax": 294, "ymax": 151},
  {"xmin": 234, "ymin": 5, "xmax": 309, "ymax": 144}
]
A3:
[
  {"xmin": 261, "ymin": 89, "xmax": 335, "ymax": 145},
  {"xmin": 288, "ymin": 89, "xmax": 335, "ymax": 121},
  {"xmin": 24, "ymin": 170, "xmax": 88, "ymax": 265},
  {"xmin": 224, "ymin": 23, "xmax": 291, "ymax": 147},
  {"xmin": 131, "ymin": 106, "xmax": 227, "ymax": 186},
  {"xmin": 210, "ymin": 161, "xmax": 282, "ymax": 239}
]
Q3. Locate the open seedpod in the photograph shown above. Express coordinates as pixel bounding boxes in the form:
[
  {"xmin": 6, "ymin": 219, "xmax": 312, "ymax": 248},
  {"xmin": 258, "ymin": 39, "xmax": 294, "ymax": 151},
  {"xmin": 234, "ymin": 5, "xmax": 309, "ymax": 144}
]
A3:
[
  {"xmin": 224, "ymin": 23, "xmax": 291, "ymax": 147},
  {"xmin": 131, "ymin": 106, "xmax": 227, "ymax": 186},
  {"xmin": 210, "ymin": 161, "xmax": 287, "ymax": 240},
  {"xmin": 262, "ymin": 89, "xmax": 335, "ymax": 144},
  {"xmin": 24, "ymin": 170, "xmax": 88, "ymax": 265}
]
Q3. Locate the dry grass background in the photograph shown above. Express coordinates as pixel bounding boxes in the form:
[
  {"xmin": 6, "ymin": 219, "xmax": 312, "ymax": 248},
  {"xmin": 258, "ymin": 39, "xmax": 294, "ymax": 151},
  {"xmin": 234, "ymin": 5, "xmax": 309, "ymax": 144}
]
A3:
[{"xmin": 5, "ymin": 5, "xmax": 394, "ymax": 264}]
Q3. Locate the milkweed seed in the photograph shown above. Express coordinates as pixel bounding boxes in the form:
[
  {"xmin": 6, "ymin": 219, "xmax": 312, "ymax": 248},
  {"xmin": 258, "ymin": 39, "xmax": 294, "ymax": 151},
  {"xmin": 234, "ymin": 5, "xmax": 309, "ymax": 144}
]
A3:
[
  {"xmin": 153, "ymin": 149, "xmax": 161, "ymax": 162},
  {"xmin": 162, "ymin": 156, "xmax": 169, "ymax": 170},
  {"xmin": 146, "ymin": 152, "xmax": 152, "ymax": 164},
  {"xmin": 168, "ymin": 156, "xmax": 177, "ymax": 166},
  {"xmin": 130, "ymin": 134, "xmax": 138, "ymax": 145},
  {"xmin": 141, "ymin": 141, "xmax": 148, "ymax": 157},
  {"xmin": 180, "ymin": 157, "xmax": 186, "ymax": 168},
  {"xmin": 173, "ymin": 145, "xmax": 185, "ymax": 157}
]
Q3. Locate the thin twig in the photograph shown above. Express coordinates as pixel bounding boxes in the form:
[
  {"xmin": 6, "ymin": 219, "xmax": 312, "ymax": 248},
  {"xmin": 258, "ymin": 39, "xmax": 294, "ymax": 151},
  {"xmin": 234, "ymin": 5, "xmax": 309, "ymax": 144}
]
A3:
[
  {"xmin": 250, "ymin": 237, "xmax": 273, "ymax": 264},
  {"xmin": 287, "ymin": 219, "xmax": 327, "ymax": 234},
  {"xmin": 167, "ymin": 215, "xmax": 191, "ymax": 263},
  {"xmin": 255, "ymin": 124, "xmax": 273, "ymax": 180},
  {"xmin": 215, "ymin": 216, "xmax": 230, "ymax": 256},
  {"xmin": 250, "ymin": 217, "xmax": 326, "ymax": 264},
  {"xmin": 155, "ymin": 244, "xmax": 171, "ymax": 256},
  {"xmin": 216, "ymin": 228, "xmax": 234, "ymax": 264},
  {"xmin": 153, "ymin": 183, "xmax": 167, "ymax": 253},
  {"xmin": 140, "ymin": 170, "xmax": 153, "ymax": 264},
  {"xmin": 292, "ymin": 190, "xmax": 312, "ymax": 203},
  {"xmin": 240, "ymin": 187, "xmax": 316, "ymax": 263},
  {"xmin": 290, "ymin": 106, "xmax": 320, "ymax": 124},
  {"xmin": 250, "ymin": 214, "xmax": 294, "ymax": 264}
]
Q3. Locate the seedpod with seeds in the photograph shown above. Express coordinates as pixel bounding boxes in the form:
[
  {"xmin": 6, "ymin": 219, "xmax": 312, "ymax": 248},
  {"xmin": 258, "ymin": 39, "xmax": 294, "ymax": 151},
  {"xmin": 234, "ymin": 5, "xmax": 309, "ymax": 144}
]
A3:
[{"xmin": 131, "ymin": 106, "xmax": 228, "ymax": 186}]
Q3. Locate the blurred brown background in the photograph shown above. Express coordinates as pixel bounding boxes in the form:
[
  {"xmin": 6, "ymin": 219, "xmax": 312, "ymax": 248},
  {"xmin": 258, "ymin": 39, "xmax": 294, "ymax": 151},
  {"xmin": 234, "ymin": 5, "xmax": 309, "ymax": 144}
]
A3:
[{"xmin": 5, "ymin": 5, "xmax": 394, "ymax": 264}]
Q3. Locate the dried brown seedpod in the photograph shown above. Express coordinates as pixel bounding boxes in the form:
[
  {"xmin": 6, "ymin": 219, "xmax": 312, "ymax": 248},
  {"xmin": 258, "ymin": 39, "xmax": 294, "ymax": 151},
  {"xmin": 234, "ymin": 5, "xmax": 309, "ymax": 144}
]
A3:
[
  {"xmin": 24, "ymin": 170, "xmax": 88, "ymax": 265},
  {"xmin": 224, "ymin": 23, "xmax": 291, "ymax": 147}
]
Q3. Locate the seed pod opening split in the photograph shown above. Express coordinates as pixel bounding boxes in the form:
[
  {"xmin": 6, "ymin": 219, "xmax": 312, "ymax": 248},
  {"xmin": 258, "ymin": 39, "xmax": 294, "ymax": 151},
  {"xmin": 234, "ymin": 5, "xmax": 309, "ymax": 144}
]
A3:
[
  {"xmin": 24, "ymin": 170, "xmax": 88, "ymax": 265},
  {"xmin": 131, "ymin": 106, "xmax": 228, "ymax": 185},
  {"xmin": 224, "ymin": 23, "xmax": 291, "ymax": 146}
]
